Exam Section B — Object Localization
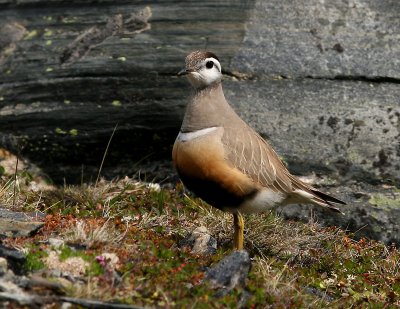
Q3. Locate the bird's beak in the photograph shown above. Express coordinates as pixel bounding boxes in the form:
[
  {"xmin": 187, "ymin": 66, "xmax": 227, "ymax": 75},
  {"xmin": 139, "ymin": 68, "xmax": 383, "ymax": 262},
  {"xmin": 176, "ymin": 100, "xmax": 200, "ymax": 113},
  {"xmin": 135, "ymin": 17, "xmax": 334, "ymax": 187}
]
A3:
[{"xmin": 177, "ymin": 68, "xmax": 194, "ymax": 76}]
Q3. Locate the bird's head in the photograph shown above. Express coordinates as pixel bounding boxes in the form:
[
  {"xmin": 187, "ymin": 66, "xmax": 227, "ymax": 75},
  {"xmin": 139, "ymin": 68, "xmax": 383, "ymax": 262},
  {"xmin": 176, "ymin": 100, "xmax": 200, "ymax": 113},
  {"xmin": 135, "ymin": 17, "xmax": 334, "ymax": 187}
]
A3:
[{"xmin": 178, "ymin": 51, "xmax": 222, "ymax": 89}]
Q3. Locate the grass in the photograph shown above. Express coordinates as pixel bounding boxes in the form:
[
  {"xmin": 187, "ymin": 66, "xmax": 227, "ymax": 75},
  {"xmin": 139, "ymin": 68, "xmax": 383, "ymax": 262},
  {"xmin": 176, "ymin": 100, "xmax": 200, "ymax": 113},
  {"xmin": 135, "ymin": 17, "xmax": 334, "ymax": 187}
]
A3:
[{"xmin": 0, "ymin": 169, "xmax": 399, "ymax": 308}]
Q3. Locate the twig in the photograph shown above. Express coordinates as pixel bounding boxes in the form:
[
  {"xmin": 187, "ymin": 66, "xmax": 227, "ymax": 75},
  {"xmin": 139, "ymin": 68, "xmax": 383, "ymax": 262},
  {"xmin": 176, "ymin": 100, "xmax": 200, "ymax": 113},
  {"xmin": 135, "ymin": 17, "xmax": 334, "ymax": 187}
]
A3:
[
  {"xmin": 60, "ymin": 296, "xmax": 144, "ymax": 309},
  {"xmin": 95, "ymin": 123, "xmax": 118, "ymax": 187},
  {"xmin": 12, "ymin": 156, "xmax": 19, "ymax": 207}
]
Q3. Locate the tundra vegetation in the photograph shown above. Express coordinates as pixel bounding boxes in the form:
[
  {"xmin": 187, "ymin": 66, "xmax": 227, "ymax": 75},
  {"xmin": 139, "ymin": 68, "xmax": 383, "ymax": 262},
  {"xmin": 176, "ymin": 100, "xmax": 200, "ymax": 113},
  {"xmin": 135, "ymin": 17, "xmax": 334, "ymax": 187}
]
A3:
[{"xmin": 0, "ymin": 164, "xmax": 399, "ymax": 308}]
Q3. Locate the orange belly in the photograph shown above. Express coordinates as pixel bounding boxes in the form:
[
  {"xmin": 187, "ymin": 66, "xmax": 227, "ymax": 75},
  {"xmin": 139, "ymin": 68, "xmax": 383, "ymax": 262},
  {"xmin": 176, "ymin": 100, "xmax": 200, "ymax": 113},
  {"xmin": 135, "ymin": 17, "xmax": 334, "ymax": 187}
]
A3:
[{"xmin": 172, "ymin": 133, "xmax": 258, "ymax": 210}]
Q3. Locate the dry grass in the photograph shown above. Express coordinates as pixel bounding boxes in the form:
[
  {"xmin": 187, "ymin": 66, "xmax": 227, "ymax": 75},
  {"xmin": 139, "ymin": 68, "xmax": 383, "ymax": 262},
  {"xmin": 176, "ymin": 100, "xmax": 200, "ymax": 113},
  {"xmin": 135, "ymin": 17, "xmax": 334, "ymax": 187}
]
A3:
[
  {"xmin": 63, "ymin": 219, "xmax": 127, "ymax": 249},
  {"xmin": 0, "ymin": 172, "xmax": 399, "ymax": 307}
]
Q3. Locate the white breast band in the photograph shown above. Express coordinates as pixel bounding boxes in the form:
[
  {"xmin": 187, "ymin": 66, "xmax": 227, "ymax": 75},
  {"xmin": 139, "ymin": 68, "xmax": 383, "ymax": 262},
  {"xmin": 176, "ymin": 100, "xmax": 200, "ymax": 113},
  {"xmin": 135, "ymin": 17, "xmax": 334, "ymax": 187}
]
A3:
[{"xmin": 177, "ymin": 127, "xmax": 219, "ymax": 142}]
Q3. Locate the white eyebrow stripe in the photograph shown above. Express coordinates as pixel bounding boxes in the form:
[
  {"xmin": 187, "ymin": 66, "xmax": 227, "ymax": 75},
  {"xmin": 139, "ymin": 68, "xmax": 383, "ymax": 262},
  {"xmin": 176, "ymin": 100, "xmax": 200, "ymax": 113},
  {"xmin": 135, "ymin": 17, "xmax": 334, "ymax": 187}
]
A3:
[
  {"xmin": 177, "ymin": 127, "xmax": 219, "ymax": 142},
  {"xmin": 204, "ymin": 57, "xmax": 221, "ymax": 72}
]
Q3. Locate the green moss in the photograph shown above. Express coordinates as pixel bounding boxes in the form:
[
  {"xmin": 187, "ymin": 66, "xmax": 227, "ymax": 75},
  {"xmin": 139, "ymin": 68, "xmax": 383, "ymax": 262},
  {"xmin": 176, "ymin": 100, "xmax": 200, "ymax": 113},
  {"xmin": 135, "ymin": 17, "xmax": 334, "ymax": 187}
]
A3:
[
  {"xmin": 348, "ymin": 150, "xmax": 360, "ymax": 163},
  {"xmin": 55, "ymin": 128, "xmax": 67, "ymax": 134},
  {"xmin": 59, "ymin": 246, "xmax": 103, "ymax": 276},
  {"xmin": 369, "ymin": 194, "xmax": 400, "ymax": 208},
  {"xmin": 44, "ymin": 29, "xmax": 53, "ymax": 37},
  {"xmin": 25, "ymin": 246, "xmax": 48, "ymax": 272},
  {"xmin": 69, "ymin": 129, "xmax": 78, "ymax": 136},
  {"xmin": 24, "ymin": 30, "xmax": 38, "ymax": 40},
  {"xmin": 111, "ymin": 100, "xmax": 122, "ymax": 107}
]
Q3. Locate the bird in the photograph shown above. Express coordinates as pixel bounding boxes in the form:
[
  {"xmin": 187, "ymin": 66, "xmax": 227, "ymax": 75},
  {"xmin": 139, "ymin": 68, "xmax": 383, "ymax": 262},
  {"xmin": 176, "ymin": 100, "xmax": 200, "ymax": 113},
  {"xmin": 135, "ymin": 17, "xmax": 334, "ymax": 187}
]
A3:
[{"xmin": 172, "ymin": 51, "xmax": 346, "ymax": 250}]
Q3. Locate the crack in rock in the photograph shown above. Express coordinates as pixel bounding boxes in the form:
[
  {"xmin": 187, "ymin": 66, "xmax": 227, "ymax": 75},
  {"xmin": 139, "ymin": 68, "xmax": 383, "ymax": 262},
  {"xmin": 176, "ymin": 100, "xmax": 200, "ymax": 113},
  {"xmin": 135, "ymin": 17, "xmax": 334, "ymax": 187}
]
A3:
[{"xmin": 60, "ymin": 6, "xmax": 152, "ymax": 65}]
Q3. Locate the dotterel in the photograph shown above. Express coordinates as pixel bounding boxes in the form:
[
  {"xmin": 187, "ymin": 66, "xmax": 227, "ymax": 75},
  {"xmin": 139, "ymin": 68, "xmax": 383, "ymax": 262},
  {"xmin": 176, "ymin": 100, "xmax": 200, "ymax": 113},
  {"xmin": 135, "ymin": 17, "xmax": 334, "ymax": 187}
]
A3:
[{"xmin": 172, "ymin": 51, "xmax": 346, "ymax": 250}]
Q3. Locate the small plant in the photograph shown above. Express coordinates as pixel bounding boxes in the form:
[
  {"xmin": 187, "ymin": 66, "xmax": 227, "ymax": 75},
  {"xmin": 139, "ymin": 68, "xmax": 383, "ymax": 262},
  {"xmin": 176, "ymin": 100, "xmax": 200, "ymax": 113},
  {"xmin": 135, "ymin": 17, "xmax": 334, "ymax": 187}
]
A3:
[{"xmin": 25, "ymin": 245, "xmax": 48, "ymax": 272}]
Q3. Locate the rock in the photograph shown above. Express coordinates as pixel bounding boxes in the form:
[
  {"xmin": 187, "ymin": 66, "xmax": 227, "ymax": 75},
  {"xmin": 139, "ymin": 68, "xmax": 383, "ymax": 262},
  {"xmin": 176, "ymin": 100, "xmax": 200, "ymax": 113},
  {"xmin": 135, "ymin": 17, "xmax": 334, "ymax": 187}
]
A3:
[
  {"xmin": 0, "ymin": 244, "xmax": 25, "ymax": 275},
  {"xmin": 0, "ymin": 208, "xmax": 45, "ymax": 221},
  {"xmin": 22, "ymin": 275, "xmax": 67, "ymax": 295},
  {"xmin": 0, "ymin": 218, "xmax": 44, "ymax": 238},
  {"xmin": 205, "ymin": 250, "xmax": 251, "ymax": 296},
  {"xmin": 224, "ymin": 78, "xmax": 400, "ymax": 185},
  {"xmin": 0, "ymin": 257, "xmax": 8, "ymax": 276},
  {"xmin": 48, "ymin": 238, "xmax": 65, "ymax": 250},
  {"xmin": 234, "ymin": 0, "xmax": 400, "ymax": 78},
  {"xmin": 279, "ymin": 183, "xmax": 400, "ymax": 245},
  {"xmin": 0, "ymin": 0, "xmax": 398, "ymax": 186},
  {"xmin": 45, "ymin": 251, "xmax": 89, "ymax": 278},
  {"xmin": 0, "ymin": 291, "xmax": 36, "ymax": 306},
  {"xmin": 0, "ymin": 1, "xmax": 254, "ymax": 183},
  {"xmin": 0, "ymin": 208, "xmax": 45, "ymax": 238},
  {"xmin": 179, "ymin": 226, "xmax": 217, "ymax": 255},
  {"xmin": 59, "ymin": 297, "xmax": 145, "ymax": 309}
]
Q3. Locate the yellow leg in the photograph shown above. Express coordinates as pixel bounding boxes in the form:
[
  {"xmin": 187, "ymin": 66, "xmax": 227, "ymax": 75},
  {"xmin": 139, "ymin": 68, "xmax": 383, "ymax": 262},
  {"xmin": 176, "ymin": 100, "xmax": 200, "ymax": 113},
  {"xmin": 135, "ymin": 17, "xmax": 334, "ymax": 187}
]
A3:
[{"xmin": 233, "ymin": 213, "xmax": 244, "ymax": 250}]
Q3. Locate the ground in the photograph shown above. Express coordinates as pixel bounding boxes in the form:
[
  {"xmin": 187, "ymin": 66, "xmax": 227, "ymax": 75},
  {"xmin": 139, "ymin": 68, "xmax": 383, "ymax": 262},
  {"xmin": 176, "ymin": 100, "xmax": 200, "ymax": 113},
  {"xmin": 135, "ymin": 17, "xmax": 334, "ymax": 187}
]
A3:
[{"xmin": 0, "ymin": 165, "xmax": 399, "ymax": 308}]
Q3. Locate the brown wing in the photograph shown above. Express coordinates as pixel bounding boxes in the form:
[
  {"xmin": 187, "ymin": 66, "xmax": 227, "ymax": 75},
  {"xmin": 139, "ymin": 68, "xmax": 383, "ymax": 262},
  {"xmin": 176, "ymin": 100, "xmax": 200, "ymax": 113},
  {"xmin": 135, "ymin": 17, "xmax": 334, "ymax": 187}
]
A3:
[
  {"xmin": 221, "ymin": 121, "xmax": 294, "ymax": 193},
  {"xmin": 221, "ymin": 121, "xmax": 345, "ymax": 211}
]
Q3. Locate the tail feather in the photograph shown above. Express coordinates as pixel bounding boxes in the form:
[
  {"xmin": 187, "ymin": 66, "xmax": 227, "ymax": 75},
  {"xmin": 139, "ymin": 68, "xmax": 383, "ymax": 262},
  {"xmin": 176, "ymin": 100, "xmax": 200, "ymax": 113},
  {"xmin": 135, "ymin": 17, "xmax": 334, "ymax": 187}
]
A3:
[
  {"xmin": 288, "ymin": 174, "xmax": 346, "ymax": 214},
  {"xmin": 310, "ymin": 189, "xmax": 346, "ymax": 205},
  {"xmin": 309, "ymin": 189, "xmax": 346, "ymax": 214}
]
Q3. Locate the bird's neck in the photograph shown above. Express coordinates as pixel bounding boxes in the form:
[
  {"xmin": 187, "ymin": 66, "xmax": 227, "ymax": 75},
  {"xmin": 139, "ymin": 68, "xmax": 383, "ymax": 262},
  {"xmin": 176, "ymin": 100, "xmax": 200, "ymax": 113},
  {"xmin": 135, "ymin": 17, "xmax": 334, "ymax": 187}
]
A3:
[{"xmin": 180, "ymin": 83, "xmax": 237, "ymax": 133}]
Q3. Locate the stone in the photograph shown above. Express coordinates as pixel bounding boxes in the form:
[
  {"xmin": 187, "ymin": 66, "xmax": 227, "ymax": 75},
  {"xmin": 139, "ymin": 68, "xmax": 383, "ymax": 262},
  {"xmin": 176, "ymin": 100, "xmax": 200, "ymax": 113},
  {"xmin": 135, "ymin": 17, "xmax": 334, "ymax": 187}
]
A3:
[
  {"xmin": 0, "ymin": 291, "xmax": 36, "ymax": 305},
  {"xmin": 0, "ymin": 244, "xmax": 25, "ymax": 276},
  {"xmin": 0, "ymin": 257, "xmax": 8, "ymax": 276},
  {"xmin": 279, "ymin": 183, "xmax": 400, "ymax": 245},
  {"xmin": 0, "ymin": 208, "xmax": 45, "ymax": 238},
  {"xmin": 179, "ymin": 226, "xmax": 217, "ymax": 255},
  {"xmin": 0, "ymin": 208, "xmax": 45, "ymax": 221},
  {"xmin": 0, "ymin": 0, "xmax": 255, "ymax": 183},
  {"xmin": 48, "ymin": 238, "xmax": 65, "ymax": 250},
  {"xmin": 45, "ymin": 251, "xmax": 89, "ymax": 278},
  {"xmin": 205, "ymin": 250, "xmax": 251, "ymax": 296},
  {"xmin": 223, "ymin": 78, "xmax": 400, "ymax": 185},
  {"xmin": 0, "ymin": 218, "xmax": 44, "ymax": 238},
  {"xmin": 233, "ymin": 0, "xmax": 400, "ymax": 79}
]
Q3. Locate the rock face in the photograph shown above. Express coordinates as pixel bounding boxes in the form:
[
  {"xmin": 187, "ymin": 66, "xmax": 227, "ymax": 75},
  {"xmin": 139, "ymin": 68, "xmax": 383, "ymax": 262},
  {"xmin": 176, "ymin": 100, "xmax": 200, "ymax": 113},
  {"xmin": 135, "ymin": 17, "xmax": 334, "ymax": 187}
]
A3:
[
  {"xmin": 0, "ymin": 0, "xmax": 255, "ymax": 183},
  {"xmin": 234, "ymin": 0, "xmax": 400, "ymax": 79},
  {"xmin": 0, "ymin": 1, "xmax": 399, "ymax": 242},
  {"xmin": 1, "ymin": 0, "xmax": 398, "ymax": 185}
]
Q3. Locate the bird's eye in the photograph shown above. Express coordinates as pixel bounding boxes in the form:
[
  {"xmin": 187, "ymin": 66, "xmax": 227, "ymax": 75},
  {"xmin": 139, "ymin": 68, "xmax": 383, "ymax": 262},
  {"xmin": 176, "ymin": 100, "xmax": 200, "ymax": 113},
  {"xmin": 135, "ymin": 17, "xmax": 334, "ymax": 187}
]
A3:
[{"xmin": 206, "ymin": 61, "xmax": 214, "ymax": 69}]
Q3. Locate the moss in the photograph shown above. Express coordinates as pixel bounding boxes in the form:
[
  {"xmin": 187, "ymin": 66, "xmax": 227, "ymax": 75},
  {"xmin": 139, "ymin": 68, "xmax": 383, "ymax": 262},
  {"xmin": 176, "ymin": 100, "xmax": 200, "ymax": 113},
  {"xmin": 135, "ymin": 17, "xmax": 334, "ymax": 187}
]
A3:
[
  {"xmin": 2, "ymin": 176, "xmax": 400, "ymax": 307},
  {"xmin": 369, "ymin": 194, "xmax": 400, "ymax": 208},
  {"xmin": 348, "ymin": 150, "xmax": 360, "ymax": 163},
  {"xmin": 111, "ymin": 100, "xmax": 121, "ymax": 107},
  {"xmin": 25, "ymin": 246, "xmax": 48, "ymax": 272},
  {"xmin": 59, "ymin": 246, "xmax": 103, "ymax": 276},
  {"xmin": 44, "ymin": 30, "xmax": 53, "ymax": 37},
  {"xmin": 24, "ymin": 30, "xmax": 38, "ymax": 40},
  {"xmin": 69, "ymin": 129, "xmax": 78, "ymax": 136},
  {"xmin": 55, "ymin": 128, "xmax": 67, "ymax": 135}
]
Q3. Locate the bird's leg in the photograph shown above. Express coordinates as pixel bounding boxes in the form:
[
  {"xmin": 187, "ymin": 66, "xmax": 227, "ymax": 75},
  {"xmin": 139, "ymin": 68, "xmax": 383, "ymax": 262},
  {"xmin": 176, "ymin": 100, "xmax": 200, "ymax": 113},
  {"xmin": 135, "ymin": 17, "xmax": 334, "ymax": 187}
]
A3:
[{"xmin": 233, "ymin": 213, "xmax": 244, "ymax": 250}]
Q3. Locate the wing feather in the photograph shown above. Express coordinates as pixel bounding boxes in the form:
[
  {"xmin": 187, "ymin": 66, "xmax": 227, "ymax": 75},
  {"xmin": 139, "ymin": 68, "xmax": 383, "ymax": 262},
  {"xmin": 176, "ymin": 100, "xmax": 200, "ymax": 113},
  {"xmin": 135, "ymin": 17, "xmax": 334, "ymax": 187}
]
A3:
[
  {"xmin": 220, "ymin": 118, "xmax": 346, "ymax": 210},
  {"xmin": 222, "ymin": 122, "xmax": 293, "ymax": 193}
]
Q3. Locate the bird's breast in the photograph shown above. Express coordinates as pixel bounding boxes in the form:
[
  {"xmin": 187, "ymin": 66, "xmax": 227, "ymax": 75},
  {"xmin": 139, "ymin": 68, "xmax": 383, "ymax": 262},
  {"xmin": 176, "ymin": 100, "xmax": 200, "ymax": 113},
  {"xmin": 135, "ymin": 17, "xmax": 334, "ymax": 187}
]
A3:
[{"xmin": 172, "ymin": 127, "xmax": 258, "ymax": 210}]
